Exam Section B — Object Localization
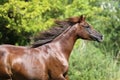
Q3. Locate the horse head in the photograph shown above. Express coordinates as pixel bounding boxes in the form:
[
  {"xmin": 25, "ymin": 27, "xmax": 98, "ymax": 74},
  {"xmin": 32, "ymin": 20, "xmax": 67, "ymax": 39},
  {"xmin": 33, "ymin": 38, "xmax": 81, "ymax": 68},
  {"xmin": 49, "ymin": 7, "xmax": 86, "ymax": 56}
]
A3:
[{"xmin": 68, "ymin": 15, "xmax": 103, "ymax": 42}]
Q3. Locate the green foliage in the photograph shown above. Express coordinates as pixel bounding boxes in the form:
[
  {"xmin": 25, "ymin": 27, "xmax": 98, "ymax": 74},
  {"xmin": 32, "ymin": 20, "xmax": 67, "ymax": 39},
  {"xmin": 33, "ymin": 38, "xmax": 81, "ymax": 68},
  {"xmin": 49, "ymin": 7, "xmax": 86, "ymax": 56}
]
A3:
[
  {"xmin": 91, "ymin": 0, "xmax": 120, "ymax": 56},
  {"xmin": 0, "ymin": 0, "xmax": 55, "ymax": 45},
  {"xmin": 69, "ymin": 41, "xmax": 120, "ymax": 80},
  {"xmin": 0, "ymin": 0, "xmax": 101, "ymax": 45}
]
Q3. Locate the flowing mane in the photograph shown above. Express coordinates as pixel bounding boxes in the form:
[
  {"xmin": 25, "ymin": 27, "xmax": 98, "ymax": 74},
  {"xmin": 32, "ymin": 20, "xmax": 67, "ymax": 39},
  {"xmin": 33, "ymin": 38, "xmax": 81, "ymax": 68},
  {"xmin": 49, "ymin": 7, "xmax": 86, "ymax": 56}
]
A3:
[{"xmin": 32, "ymin": 16, "xmax": 82, "ymax": 48}]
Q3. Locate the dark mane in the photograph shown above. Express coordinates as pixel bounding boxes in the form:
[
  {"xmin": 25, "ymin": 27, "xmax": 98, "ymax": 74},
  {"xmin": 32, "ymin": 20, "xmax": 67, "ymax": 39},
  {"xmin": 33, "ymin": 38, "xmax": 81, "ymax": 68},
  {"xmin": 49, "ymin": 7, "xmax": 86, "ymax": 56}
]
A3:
[{"xmin": 32, "ymin": 16, "xmax": 82, "ymax": 48}]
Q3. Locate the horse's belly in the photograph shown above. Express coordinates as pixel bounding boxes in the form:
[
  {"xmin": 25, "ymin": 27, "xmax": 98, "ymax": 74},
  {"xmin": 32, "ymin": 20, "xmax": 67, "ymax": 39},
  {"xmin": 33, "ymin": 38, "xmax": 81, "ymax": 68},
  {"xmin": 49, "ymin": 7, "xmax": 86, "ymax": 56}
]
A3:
[
  {"xmin": 12, "ymin": 71, "xmax": 48, "ymax": 80},
  {"xmin": 11, "ymin": 58, "xmax": 48, "ymax": 80}
]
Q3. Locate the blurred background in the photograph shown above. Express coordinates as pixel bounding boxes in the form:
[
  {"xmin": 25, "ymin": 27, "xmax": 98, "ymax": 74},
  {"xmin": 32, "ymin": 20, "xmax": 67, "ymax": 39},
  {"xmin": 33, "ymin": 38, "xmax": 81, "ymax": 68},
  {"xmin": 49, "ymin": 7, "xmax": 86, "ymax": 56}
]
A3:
[{"xmin": 0, "ymin": 0, "xmax": 120, "ymax": 80}]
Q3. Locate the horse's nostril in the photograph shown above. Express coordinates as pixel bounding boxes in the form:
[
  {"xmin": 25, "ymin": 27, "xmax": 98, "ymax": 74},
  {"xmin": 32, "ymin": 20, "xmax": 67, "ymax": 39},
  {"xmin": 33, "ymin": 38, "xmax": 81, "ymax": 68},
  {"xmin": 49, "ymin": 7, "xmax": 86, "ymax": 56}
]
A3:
[
  {"xmin": 101, "ymin": 35, "xmax": 103, "ymax": 38},
  {"xmin": 100, "ymin": 35, "xmax": 104, "ymax": 40}
]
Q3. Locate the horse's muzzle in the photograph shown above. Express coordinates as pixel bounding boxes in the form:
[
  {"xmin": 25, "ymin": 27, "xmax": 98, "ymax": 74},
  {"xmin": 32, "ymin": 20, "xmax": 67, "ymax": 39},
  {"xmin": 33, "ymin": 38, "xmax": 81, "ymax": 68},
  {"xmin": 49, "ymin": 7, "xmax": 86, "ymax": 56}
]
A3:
[{"xmin": 91, "ymin": 34, "xmax": 103, "ymax": 42}]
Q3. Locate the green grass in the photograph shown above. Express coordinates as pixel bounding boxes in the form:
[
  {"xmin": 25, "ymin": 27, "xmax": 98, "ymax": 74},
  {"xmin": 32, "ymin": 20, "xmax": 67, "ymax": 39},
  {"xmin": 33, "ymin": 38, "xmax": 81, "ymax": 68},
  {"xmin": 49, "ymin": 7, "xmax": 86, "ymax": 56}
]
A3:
[{"xmin": 68, "ymin": 40, "xmax": 120, "ymax": 80}]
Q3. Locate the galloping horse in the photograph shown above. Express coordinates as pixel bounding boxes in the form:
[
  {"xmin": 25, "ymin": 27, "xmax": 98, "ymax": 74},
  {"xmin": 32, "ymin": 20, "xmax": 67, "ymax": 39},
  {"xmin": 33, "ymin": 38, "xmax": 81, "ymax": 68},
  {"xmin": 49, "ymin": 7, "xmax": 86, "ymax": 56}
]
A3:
[{"xmin": 0, "ymin": 15, "xmax": 103, "ymax": 80}]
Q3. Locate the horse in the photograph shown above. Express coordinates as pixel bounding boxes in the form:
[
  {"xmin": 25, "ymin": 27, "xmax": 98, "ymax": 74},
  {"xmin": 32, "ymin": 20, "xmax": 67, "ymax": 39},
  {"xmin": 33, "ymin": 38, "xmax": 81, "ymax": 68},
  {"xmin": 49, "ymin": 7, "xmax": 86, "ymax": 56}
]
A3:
[{"xmin": 0, "ymin": 15, "xmax": 103, "ymax": 80}]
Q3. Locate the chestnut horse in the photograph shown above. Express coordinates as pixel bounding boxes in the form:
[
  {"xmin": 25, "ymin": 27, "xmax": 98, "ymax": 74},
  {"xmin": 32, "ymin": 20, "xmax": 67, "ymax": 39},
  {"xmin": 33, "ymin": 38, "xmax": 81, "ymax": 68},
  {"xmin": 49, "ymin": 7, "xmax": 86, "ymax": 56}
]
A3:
[{"xmin": 0, "ymin": 15, "xmax": 103, "ymax": 80}]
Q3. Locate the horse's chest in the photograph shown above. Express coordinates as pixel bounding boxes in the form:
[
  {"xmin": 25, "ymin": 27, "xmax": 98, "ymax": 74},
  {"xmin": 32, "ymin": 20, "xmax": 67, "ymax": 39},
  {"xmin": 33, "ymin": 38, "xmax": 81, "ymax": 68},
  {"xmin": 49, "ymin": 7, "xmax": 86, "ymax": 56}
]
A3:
[
  {"xmin": 59, "ymin": 58, "xmax": 68, "ymax": 71},
  {"xmin": 49, "ymin": 56, "xmax": 68, "ymax": 75}
]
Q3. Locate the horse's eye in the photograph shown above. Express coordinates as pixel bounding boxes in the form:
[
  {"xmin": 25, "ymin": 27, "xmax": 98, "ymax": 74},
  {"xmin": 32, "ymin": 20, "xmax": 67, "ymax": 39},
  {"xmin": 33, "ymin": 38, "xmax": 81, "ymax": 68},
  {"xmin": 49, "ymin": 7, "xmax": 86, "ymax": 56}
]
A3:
[{"xmin": 86, "ymin": 26, "xmax": 90, "ymax": 28}]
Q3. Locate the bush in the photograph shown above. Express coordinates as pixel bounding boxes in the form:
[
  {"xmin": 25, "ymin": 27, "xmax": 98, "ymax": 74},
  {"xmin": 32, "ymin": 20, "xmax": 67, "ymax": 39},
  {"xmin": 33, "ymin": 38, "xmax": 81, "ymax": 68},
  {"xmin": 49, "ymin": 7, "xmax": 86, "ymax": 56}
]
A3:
[
  {"xmin": 69, "ymin": 41, "xmax": 120, "ymax": 80},
  {"xmin": 0, "ymin": 0, "xmax": 102, "ymax": 45}
]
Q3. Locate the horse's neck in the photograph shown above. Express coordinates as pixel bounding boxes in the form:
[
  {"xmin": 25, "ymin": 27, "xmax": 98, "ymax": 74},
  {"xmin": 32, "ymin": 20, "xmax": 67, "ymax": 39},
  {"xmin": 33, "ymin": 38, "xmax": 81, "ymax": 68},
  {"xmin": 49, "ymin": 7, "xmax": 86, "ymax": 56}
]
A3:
[{"xmin": 52, "ymin": 26, "xmax": 77, "ymax": 60}]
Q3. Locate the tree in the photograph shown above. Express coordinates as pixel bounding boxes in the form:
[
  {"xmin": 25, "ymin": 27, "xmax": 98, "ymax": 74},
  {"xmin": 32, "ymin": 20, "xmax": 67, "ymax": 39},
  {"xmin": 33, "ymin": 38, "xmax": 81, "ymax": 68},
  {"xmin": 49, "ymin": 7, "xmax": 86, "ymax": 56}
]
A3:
[{"xmin": 0, "ymin": 0, "xmax": 101, "ymax": 45}]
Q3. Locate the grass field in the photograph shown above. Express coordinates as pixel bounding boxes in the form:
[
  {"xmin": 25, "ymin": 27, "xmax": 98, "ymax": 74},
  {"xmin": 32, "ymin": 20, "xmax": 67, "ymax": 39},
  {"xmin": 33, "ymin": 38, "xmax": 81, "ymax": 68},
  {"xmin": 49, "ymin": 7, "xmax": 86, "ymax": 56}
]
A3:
[{"xmin": 68, "ymin": 40, "xmax": 120, "ymax": 80}]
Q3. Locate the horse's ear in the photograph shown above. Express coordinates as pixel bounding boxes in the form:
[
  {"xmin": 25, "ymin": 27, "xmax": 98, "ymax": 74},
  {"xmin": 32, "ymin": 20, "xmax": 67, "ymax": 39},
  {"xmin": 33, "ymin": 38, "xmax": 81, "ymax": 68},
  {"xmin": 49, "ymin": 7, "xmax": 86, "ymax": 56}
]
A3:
[{"xmin": 79, "ymin": 15, "xmax": 85, "ymax": 22}]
